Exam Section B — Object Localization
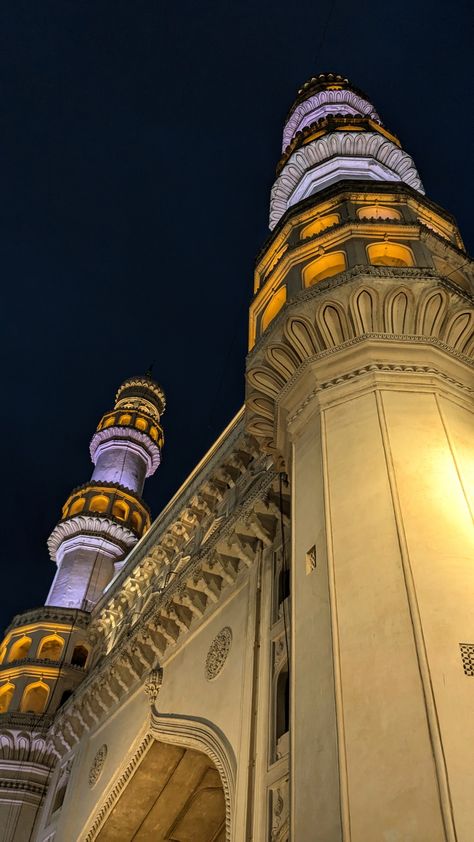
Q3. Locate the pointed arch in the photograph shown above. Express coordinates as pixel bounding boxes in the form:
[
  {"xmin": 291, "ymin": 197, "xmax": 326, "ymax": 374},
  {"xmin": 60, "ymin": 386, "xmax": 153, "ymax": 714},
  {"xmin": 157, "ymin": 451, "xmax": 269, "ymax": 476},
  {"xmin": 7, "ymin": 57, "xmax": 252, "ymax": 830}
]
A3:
[
  {"xmin": 84, "ymin": 715, "xmax": 236, "ymax": 842},
  {"xmin": 383, "ymin": 286, "xmax": 415, "ymax": 335},
  {"xmin": 316, "ymin": 300, "xmax": 351, "ymax": 348},
  {"xmin": 284, "ymin": 314, "xmax": 320, "ymax": 359},
  {"xmin": 416, "ymin": 289, "xmax": 449, "ymax": 338},
  {"xmin": 350, "ymin": 286, "xmax": 379, "ymax": 334},
  {"xmin": 443, "ymin": 310, "xmax": 474, "ymax": 353},
  {"xmin": 148, "ymin": 711, "xmax": 236, "ymax": 842}
]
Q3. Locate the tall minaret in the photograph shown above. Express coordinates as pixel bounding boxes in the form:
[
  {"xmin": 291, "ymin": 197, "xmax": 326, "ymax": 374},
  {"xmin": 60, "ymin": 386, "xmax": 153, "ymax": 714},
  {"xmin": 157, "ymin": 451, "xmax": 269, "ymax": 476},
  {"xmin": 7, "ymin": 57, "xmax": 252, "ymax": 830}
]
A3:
[
  {"xmin": 246, "ymin": 74, "xmax": 474, "ymax": 840},
  {"xmin": 46, "ymin": 374, "xmax": 165, "ymax": 610}
]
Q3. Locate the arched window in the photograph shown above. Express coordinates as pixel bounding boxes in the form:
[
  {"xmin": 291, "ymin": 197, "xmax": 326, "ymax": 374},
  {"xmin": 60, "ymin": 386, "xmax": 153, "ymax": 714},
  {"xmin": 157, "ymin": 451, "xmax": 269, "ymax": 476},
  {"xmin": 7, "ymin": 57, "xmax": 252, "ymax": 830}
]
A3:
[
  {"xmin": 367, "ymin": 242, "xmax": 414, "ymax": 267},
  {"xmin": 149, "ymin": 426, "xmax": 158, "ymax": 441},
  {"xmin": 118, "ymin": 413, "xmax": 132, "ymax": 425},
  {"xmin": 357, "ymin": 205, "xmax": 401, "ymax": 221},
  {"xmin": 131, "ymin": 511, "xmax": 142, "ymax": 533},
  {"xmin": 276, "ymin": 667, "xmax": 290, "ymax": 741},
  {"xmin": 261, "ymin": 287, "xmax": 287, "ymax": 332},
  {"xmin": 104, "ymin": 415, "xmax": 115, "ymax": 428},
  {"xmin": 8, "ymin": 635, "xmax": 32, "ymax": 662},
  {"xmin": 71, "ymin": 644, "xmax": 89, "ymax": 668},
  {"xmin": 37, "ymin": 635, "xmax": 64, "ymax": 661},
  {"xmin": 0, "ymin": 682, "xmax": 15, "ymax": 713},
  {"xmin": 301, "ymin": 212, "xmax": 340, "ymax": 239},
  {"xmin": 135, "ymin": 417, "xmax": 147, "ymax": 431},
  {"xmin": 69, "ymin": 497, "xmax": 86, "ymax": 516},
  {"xmin": 20, "ymin": 681, "xmax": 49, "ymax": 714},
  {"xmin": 112, "ymin": 500, "xmax": 129, "ymax": 521},
  {"xmin": 303, "ymin": 251, "xmax": 347, "ymax": 287},
  {"xmin": 89, "ymin": 494, "xmax": 109, "ymax": 514}
]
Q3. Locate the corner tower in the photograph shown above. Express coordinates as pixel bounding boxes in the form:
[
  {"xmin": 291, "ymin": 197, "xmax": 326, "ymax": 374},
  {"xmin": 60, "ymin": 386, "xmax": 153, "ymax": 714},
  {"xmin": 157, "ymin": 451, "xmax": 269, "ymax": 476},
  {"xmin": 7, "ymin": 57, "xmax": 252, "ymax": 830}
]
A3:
[
  {"xmin": 246, "ymin": 74, "xmax": 474, "ymax": 840},
  {"xmin": 46, "ymin": 375, "xmax": 165, "ymax": 610}
]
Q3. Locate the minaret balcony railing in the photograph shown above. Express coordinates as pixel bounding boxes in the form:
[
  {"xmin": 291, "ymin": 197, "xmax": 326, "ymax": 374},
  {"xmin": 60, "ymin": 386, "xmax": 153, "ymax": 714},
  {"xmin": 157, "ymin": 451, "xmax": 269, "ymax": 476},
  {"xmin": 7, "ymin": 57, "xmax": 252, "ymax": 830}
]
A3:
[
  {"xmin": 96, "ymin": 409, "xmax": 164, "ymax": 449},
  {"xmin": 60, "ymin": 482, "xmax": 151, "ymax": 537}
]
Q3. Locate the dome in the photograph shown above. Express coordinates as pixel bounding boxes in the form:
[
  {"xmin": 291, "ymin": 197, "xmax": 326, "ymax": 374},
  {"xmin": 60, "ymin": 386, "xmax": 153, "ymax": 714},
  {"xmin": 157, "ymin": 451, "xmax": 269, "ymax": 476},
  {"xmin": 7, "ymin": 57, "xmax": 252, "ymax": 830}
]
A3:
[{"xmin": 115, "ymin": 375, "xmax": 166, "ymax": 417}]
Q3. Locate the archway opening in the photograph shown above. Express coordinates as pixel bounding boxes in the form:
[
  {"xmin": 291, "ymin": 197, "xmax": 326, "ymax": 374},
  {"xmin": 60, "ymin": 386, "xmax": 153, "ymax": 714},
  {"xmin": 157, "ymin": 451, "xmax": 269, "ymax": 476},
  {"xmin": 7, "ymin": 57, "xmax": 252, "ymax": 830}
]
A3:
[{"xmin": 96, "ymin": 740, "xmax": 226, "ymax": 842}]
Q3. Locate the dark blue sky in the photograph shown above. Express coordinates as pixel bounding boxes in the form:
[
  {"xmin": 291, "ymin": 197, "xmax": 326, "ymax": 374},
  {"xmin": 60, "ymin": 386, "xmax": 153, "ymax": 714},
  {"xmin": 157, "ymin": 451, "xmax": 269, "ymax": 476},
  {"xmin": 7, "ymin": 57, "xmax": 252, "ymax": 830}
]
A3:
[{"xmin": 1, "ymin": 0, "xmax": 472, "ymax": 631}]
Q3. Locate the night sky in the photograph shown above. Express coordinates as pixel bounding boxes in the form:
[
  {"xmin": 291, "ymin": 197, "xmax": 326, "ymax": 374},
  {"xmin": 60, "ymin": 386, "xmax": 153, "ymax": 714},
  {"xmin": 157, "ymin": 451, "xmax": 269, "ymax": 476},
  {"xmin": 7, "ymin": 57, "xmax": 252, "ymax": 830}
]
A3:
[{"xmin": 1, "ymin": 1, "xmax": 472, "ymax": 632}]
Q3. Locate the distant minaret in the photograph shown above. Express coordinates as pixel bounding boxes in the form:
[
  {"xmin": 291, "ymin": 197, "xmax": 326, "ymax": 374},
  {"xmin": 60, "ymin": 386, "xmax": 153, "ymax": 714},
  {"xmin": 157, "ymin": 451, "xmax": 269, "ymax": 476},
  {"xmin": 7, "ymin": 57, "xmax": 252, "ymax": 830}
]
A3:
[{"xmin": 46, "ymin": 375, "xmax": 165, "ymax": 610}]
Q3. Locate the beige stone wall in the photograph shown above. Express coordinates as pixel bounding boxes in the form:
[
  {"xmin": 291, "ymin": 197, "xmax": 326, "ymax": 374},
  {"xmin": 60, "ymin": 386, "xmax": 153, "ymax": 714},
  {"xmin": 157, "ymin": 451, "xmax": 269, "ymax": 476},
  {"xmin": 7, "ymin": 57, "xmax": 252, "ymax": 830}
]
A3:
[{"xmin": 283, "ymin": 344, "xmax": 474, "ymax": 842}]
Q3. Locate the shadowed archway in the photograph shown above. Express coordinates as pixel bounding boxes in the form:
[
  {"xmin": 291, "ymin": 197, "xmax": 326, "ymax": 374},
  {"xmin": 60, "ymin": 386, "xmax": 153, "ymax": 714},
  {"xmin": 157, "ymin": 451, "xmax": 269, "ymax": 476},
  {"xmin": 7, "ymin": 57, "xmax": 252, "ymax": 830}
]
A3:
[{"xmin": 96, "ymin": 740, "xmax": 226, "ymax": 841}]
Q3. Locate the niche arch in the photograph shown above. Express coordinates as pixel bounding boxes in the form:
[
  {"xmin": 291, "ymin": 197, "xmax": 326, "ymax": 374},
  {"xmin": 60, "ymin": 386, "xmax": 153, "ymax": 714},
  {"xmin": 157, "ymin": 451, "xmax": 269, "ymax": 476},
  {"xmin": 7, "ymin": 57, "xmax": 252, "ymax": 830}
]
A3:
[{"xmin": 85, "ymin": 713, "xmax": 236, "ymax": 842}]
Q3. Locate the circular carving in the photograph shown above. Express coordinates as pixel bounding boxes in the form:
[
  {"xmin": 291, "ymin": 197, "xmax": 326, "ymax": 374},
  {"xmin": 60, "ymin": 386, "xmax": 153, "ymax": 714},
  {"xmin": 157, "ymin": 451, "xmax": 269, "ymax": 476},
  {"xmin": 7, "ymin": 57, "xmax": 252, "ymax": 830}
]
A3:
[
  {"xmin": 205, "ymin": 627, "xmax": 232, "ymax": 681},
  {"xmin": 89, "ymin": 744, "xmax": 107, "ymax": 787}
]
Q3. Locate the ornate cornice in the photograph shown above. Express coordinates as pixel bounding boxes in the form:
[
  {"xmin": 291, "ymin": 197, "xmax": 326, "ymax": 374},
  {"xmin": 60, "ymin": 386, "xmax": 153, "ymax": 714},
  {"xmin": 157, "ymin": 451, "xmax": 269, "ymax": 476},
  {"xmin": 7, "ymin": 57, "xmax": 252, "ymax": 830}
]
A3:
[
  {"xmin": 4, "ymin": 607, "xmax": 90, "ymax": 635},
  {"xmin": 282, "ymin": 88, "xmax": 380, "ymax": 151},
  {"xmin": 46, "ymin": 423, "xmax": 290, "ymax": 758},
  {"xmin": 246, "ymin": 275, "xmax": 474, "ymax": 448},
  {"xmin": 270, "ymin": 132, "xmax": 424, "ymax": 229},
  {"xmin": 47, "ymin": 515, "xmax": 137, "ymax": 562}
]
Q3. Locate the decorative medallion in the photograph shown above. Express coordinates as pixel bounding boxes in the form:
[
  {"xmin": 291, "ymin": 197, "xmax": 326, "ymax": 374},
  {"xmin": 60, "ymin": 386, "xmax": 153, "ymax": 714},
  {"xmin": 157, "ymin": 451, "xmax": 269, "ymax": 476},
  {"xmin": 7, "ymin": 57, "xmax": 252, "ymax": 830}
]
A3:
[
  {"xmin": 88, "ymin": 744, "xmax": 107, "ymax": 787},
  {"xmin": 205, "ymin": 627, "xmax": 232, "ymax": 681}
]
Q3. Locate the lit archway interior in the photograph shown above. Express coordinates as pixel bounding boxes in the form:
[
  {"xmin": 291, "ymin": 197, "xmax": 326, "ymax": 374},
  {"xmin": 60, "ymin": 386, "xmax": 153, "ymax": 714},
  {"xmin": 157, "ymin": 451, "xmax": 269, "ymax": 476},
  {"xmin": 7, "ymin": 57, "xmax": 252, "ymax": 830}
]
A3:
[{"xmin": 96, "ymin": 741, "xmax": 226, "ymax": 841}]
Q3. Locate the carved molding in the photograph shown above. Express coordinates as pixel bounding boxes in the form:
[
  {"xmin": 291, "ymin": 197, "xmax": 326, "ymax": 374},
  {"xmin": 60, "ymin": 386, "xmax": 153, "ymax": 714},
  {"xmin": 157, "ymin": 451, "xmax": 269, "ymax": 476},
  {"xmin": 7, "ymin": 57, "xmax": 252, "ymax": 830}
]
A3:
[
  {"xmin": 246, "ymin": 277, "xmax": 474, "ymax": 449},
  {"xmin": 270, "ymin": 133, "xmax": 424, "ymax": 228},
  {"xmin": 149, "ymin": 711, "xmax": 237, "ymax": 842},
  {"xmin": 282, "ymin": 89, "xmax": 380, "ymax": 150}
]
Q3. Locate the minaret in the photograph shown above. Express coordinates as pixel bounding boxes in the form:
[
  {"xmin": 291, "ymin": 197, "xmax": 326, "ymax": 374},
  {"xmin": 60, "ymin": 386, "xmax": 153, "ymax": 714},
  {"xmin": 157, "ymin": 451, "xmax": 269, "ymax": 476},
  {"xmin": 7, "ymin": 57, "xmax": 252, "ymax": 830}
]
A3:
[
  {"xmin": 46, "ymin": 374, "xmax": 165, "ymax": 610},
  {"xmin": 246, "ymin": 74, "xmax": 473, "ymax": 840}
]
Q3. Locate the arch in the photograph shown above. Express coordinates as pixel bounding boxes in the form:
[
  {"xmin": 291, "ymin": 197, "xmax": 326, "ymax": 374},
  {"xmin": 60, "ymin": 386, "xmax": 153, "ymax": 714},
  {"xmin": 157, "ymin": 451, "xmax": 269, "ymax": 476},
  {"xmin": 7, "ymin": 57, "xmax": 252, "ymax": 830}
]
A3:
[
  {"xmin": 317, "ymin": 301, "xmax": 351, "ymax": 347},
  {"xmin": 149, "ymin": 711, "xmax": 236, "ymax": 842},
  {"xmin": 443, "ymin": 310, "xmax": 474, "ymax": 353},
  {"xmin": 261, "ymin": 287, "xmax": 287, "ymax": 332},
  {"xmin": 20, "ymin": 681, "xmax": 49, "ymax": 714},
  {"xmin": 303, "ymin": 251, "xmax": 347, "ymax": 287},
  {"xmin": 367, "ymin": 242, "xmax": 414, "ymax": 267},
  {"xmin": 104, "ymin": 416, "xmax": 115, "ymax": 428},
  {"xmin": 149, "ymin": 425, "xmax": 158, "ymax": 441},
  {"xmin": 350, "ymin": 286, "xmax": 379, "ymax": 334},
  {"xmin": 384, "ymin": 286, "xmax": 415, "ymax": 334},
  {"xmin": 130, "ymin": 511, "xmax": 142, "ymax": 533},
  {"xmin": 69, "ymin": 496, "xmax": 86, "ymax": 516},
  {"xmin": 300, "ymin": 212, "xmax": 340, "ymax": 238},
  {"xmin": 112, "ymin": 500, "xmax": 129, "ymax": 521},
  {"xmin": 415, "ymin": 289, "xmax": 449, "ymax": 338},
  {"xmin": 37, "ymin": 634, "xmax": 64, "ymax": 661},
  {"xmin": 357, "ymin": 205, "xmax": 401, "ymax": 221},
  {"xmin": 135, "ymin": 416, "xmax": 147, "ymax": 432},
  {"xmin": 71, "ymin": 644, "xmax": 89, "ymax": 668},
  {"xmin": 0, "ymin": 682, "xmax": 15, "ymax": 713},
  {"xmin": 118, "ymin": 413, "xmax": 132, "ymax": 425},
  {"xmin": 85, "ymin": 715, "xmax": 236, "ymax": 842},
  {"xmin": 89, "ymin": 494, "xmax": 109, "ymax": 514},
  {"xmin": 8, "ymin": 635, "xmax": 32, "ymax": 662}
]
